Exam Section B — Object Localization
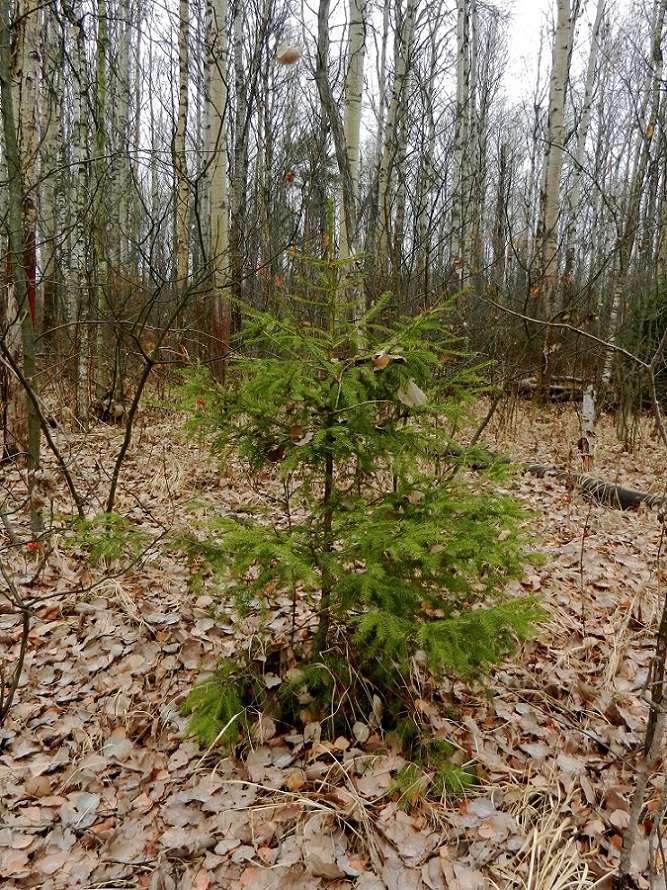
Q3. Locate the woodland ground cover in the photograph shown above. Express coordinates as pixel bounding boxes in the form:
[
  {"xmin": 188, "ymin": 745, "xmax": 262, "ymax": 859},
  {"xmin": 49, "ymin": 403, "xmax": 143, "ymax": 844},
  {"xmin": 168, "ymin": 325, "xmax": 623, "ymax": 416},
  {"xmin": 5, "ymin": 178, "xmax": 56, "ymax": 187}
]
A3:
[{"xmin": 0, "ymin": 396, "xmax": 665, "ymax": 889}]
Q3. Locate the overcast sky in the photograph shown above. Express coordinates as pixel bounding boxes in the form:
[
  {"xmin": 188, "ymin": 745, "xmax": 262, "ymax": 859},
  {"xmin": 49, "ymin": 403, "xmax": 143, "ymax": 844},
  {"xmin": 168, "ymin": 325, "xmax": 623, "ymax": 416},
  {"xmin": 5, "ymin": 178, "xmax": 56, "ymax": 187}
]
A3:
[
  {"xmin": 503, "ymin": 0, "xmax": 607, "ymax": 101},
  {"xmin": 505, "ymin": 0, "xmax": 553, "ymax": 97}
]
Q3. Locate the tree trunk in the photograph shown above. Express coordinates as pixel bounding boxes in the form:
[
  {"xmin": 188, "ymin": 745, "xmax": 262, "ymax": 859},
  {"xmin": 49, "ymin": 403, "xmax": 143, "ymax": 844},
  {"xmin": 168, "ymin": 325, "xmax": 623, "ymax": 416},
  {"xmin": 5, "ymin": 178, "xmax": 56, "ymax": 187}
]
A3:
[
  {"xmin": 375, "ymin": 0, "xmax": 416, "ymax": 287},
  {"xmin": 340, "ymin": 0, "xmax": 366, "ymax": 264},
  {"xmin": 364, "ymin": 0, "xmax": 389, "ymax": 299},
  {"xmin": 452, "ymin": 0, "xmax": 472, "ymax": 278},
  {"xmin": 70, "ymin": 4, "xmax": 91, "ymax": 423},
  {"xmin": 173, "ymin": 0, "xmax": 190, "ymax": 295},
  {"xmin": 415, "ymin": 1, "xmax": 443, "ymax": 298},
  {"xmin": 39, "ymin": 5, "xmax": 62, "ymax": 349},
  {"xmin": 602, "ymin": 0, "xmax": 666, "ymax": 386},
  {"xmin": 314, "ymin": 0, "xmax": 357, "ymax": 265},
  {"xmin": 93, "ymin": 0, "xmax": 111, "ymax": 398},
  {"xmin": 535, "ymin": 0, "xmax": 574, "ymax": 399},
  {"xmin": 0, "ymin": 0, "xmax": 41, "ymax": 527},
  {"xmin": 207, "ymin": 0, "xmax": 231, "ymax": 380},
  {"xmin": 563, "ymin": 0, "xmax": 605, "ymax": 285}
]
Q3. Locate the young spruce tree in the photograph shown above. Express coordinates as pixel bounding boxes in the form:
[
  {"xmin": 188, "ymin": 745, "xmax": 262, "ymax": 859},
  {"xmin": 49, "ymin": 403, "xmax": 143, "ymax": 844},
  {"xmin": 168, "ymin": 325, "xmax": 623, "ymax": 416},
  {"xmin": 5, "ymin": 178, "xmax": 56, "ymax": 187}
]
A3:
[{"xmin": 178, "ymin": 246, "xmax": 542, "ymax": 763}]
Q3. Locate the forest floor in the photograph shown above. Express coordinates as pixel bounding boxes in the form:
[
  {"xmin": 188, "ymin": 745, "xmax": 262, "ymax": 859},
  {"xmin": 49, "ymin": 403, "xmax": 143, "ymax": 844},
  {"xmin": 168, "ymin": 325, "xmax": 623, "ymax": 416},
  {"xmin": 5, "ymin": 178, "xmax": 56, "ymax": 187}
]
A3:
[{"xmin": 1, "ymin": 394, "xmax": 667, "ymax": 890}]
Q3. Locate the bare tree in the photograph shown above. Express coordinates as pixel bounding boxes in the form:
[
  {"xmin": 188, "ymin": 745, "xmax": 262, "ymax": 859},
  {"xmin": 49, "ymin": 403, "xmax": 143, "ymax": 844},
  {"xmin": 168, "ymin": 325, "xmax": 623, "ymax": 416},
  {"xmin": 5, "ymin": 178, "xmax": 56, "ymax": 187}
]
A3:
[
  {"xmin": 535, "ymin": 0, "xmax": 575, "ymax": 397},
  {"xmin": 340, "ymin": 0, "xmax": 367, "ymax": 266},
  {"xmin": 374, "ymin": 0, "xmax": 417, "ymax": 291},
  {"xmin": 173, "ymin": 0, "xmax": 191, "ymax": 295},
  {"xmin": 0, "ymin": 0, "xmax": 41, "ymax": 483},
  {"xmin": 206, "ymin": 0, "xmax": 232, "ymax": 378}
]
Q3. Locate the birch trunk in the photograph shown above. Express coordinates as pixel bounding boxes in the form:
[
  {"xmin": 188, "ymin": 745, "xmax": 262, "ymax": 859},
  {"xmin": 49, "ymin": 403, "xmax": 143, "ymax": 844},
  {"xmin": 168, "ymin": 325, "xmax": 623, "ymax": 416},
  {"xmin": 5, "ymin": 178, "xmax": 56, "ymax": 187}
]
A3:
[
  {"xmin": 314, "ymin": 0, "xmax": 357, "ymax": 266},
  {"xmin": 563, "ymin": 0, "xmax": 605, "ymax": 284},
  {"xmin": 602, "ymin": 0, "xmax": 666, "ymax": 385},
  {"xmin": 0, "ymin": 0, "xmax": 41, "ymax": 525},
  {"xmin": 536, "ymin": 0, "xmax": 573, "ymax": 398},
  {"xmin": 375, "ymin": 0, "xmax": 416, "ymax": 282},
  {"xmin": 340, "ymin": 0, "xmax": 366, "ymax": 263},
  {"xmin": 364, "ymin": 0, "xmax": 389, "ymax": 300},
  {"xmin": 93, "ymin": 0, "xmax": 111, "ymax": 396},
  {"xmin": 68, "ymin": 4, "xmax": 91, "ymax": 422},
  {"xmin": 452, "ymin": 0, "xmax": 471, "ymax": 275},
  {"xmin": 173, "ymin": 0, "xmax": 190, "ymax": 292},
  {"xmin": 207, "ymin": 0, "xmax": 231, "ymax": 380}
]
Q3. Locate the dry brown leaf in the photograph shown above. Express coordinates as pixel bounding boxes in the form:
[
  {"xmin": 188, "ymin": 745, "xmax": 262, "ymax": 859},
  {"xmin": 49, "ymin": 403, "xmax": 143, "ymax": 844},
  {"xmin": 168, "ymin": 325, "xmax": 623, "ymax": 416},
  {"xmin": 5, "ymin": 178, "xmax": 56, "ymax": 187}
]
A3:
[
  {"xmin": 283, "ymin": 769, "xmax": 306, "ymax": 791},
  {"xmin": 3, "ymin": 406, "xmax": 665, "ymax": 888}
]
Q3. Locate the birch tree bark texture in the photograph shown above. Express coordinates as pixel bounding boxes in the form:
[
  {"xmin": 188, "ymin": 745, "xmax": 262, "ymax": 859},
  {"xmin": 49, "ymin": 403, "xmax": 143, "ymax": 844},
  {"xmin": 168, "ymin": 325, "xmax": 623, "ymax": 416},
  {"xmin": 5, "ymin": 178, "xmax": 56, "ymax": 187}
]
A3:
[
  {"xmin": 0, "ymin": 0, "xmax": 39, "ymax": 460},
  {"xmin": 173, "ymin": 0, "xmax": 191, "ymax": 293},
  {"xmin": 375, "ymin": 0, "xmax": 416, "ymax": 291},
  {"xmin": 314, "ymin": 0, "xmax": 355, "ymax": 260},
  {"xmin": 340, "ymin": 0, "xmax": 366, "ymax": 264},
  {"xmin": 0, "ymin": 0, "xmax": 42, "ymax": 528},
  {"xmin": 535, "ymin": 0, "xmax": 574, "ymax": 400},
  {"xmin": 206, "ymin": 0, "xmax": 232, "ymax": 380}
]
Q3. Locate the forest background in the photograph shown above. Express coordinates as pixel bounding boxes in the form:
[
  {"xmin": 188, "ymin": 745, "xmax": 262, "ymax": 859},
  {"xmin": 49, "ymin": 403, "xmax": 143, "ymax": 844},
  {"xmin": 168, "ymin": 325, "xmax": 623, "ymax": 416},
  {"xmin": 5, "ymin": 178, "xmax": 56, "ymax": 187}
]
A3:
[{"xmin": 3, "ymin": 0, "xmax": 667, "ymax": 455}]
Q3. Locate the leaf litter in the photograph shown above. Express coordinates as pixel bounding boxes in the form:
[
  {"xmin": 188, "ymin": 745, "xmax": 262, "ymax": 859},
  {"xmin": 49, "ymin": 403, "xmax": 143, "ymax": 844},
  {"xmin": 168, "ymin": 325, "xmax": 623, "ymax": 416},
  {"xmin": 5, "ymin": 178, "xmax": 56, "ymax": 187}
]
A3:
[{"xmin": 0, "ymin": 400, "xmax": 666, "ymax": 888}]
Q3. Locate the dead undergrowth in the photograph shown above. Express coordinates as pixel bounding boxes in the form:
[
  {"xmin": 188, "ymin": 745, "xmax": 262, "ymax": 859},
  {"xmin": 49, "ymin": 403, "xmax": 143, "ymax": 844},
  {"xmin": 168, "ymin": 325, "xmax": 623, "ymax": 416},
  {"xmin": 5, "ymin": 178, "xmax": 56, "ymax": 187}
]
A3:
[{"xmin": 0, "ymin": 396, "xmax": 666, "ymax": 889}]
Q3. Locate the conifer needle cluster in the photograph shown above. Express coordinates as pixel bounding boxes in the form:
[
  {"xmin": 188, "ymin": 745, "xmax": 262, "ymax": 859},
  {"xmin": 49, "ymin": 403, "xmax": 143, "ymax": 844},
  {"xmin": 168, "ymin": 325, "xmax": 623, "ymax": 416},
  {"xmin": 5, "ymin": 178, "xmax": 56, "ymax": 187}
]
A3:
[{"xmin": 178, "ymin": 251, "xmax": 543, "ymax": 769}]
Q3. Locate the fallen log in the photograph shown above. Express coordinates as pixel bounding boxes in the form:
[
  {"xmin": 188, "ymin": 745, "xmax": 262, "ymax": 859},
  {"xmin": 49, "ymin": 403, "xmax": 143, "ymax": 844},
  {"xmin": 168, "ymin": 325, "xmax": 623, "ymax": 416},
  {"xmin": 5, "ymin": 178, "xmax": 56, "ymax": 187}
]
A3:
[
  {"xmin": 445, "ymin": 447, "xmax": 667, "ymax": 512},
  {"xmin": 516, "ymin": 376, "xmax": 586, "ymax": 403},
  {"xmin": 523, "ymin": 463, "xmax": 667, "ymax": 511}
]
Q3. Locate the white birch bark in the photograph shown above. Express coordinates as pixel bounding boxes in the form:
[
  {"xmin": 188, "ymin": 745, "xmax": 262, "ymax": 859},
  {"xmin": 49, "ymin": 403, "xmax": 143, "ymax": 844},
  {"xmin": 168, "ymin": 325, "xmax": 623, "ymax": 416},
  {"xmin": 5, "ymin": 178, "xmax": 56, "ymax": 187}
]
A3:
[
  {"xmin": 562, "ymin": 0, "xmax": 605, "ymax": 427},
  {"xmin": 563, "ymin": 0, "xmax": 605, "ymax": 279},
  {"xmin": 68, "ymin": 7, "xmax": 90, "ymax": 421},
  {"xmin": 2, "ymin": 0, "xmax": 40, "ymax": 461},
  {"xmin": 173, "ymin": 0, "xmax": 190, "ymax": 290},
  {"xmin": 536, "ymin": 0, "xmax": 573, "ymax": 393},
  {"xmin": 602, "ymin": 0, "xmax": 666, "ymax": 385},
  {"xmin": 539, "ymin": 0, "xmax": 571, "ymax": 306},
  {"xmin": 580, "ymin": 385, "xmax": 596, "ymax": 471},
  {"xmin": 415, "ymin": 1, "xmax": 442, "ymax": 292},
  {"xmin": 452, "ymin": 0, "xmax": 471, "ymax": 272},
  {"xmin": 340, "ymin": 0, "xmax": 366, "ymax": 262},
  {"xmin": 207, "ymin": 0, "xmax": 231, "ymax": 378},
  {"xmin": 376, "ymin": 0, "xmax": 417, "ymax": 274}
]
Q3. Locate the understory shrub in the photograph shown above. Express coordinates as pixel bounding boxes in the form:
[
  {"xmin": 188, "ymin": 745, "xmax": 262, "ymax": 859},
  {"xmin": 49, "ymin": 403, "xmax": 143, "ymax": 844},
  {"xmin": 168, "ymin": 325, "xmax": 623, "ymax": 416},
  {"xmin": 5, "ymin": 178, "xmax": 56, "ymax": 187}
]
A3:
[{"xmin": 177, "ymin": 250, "xmax": 543, "ymax": 784}]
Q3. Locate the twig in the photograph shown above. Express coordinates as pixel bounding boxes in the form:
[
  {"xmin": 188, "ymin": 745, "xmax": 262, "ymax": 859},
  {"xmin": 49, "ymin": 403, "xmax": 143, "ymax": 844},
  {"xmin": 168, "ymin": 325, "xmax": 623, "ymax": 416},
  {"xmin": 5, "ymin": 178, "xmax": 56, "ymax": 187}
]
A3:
[
  {"xmin": 484, "ymin": 296, "xmax": 667, "ymax": 449},
  {"xmin": 617, "ymin": 540, "xmax": 667, "ymax": 888},
  {"xmin": 0, "ymin": 560, "xmax": 31, "ymax": 726},
  {"xmin": 483, "ymin": 297, "xmax": 648, "ymax": 368}
]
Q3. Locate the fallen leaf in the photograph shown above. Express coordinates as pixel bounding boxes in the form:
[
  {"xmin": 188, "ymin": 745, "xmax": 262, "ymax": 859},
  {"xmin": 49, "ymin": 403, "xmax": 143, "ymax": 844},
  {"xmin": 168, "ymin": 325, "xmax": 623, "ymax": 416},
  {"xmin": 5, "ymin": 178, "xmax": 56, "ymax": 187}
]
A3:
[{"xmin": 397, "ymin": 379, "xmax": 428, "ymax": 408}]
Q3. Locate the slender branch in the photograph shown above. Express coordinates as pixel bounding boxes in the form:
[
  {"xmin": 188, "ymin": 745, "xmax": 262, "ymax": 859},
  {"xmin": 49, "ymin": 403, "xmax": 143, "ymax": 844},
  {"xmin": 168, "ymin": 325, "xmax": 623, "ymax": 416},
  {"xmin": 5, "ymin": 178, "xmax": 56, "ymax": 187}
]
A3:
[
  {"xmin": 105, "ymin": 274, "xmax": 210, "ymax": 514},
  {"xmin": 483, "ymin": 297, "xmax": 649, "ymax": 369},
  {"xmin": 0, "ymin": 561, "xmax": 31, "ymax": 726},
  {"xmin": 485, "ymin": 296, "xmax": 667, "ymax": 448},
  {"xmin": 646, "ymin": 327, "xmax": 667, "ymax": 448},
  {"xmin": 0, "ymin": 338, "xmax": 86, "ymax": 518}
]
